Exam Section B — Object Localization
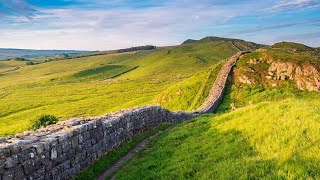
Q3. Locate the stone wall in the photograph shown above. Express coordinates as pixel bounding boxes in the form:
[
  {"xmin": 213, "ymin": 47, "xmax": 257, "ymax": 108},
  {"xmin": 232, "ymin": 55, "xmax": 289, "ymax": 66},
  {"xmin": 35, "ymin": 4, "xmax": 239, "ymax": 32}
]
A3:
[
  {"xmin": 196, "ymin": 52, "xmax": 246, "ymax": 113},
  {"xmin": 0, "ymin": 52, "xmax": 246, "ymax": 180}
]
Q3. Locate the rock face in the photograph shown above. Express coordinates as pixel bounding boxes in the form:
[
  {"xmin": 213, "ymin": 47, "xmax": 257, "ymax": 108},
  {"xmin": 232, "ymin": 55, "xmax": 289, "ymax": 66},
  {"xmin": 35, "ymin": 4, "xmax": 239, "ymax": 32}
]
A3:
[
  {"xmin": 267, "ymin": 62, "xmax": 320, "ymax": 92},
  {"xmin": 248, "ymin": 58, "xmax": 261, "ymax": 64},
  {"xmin": 238, "ymin": 75, "xmax": 254, "ymax": 85}
]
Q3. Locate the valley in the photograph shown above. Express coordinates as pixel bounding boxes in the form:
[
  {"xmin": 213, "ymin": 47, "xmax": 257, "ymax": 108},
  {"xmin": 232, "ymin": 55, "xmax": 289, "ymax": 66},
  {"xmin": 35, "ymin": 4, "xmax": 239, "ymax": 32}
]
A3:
[
  {"xmin": 0, "ymin": 37, "xmax": 319, "ymax": 180},
  {"xmin": 0, "ymin": 37, "xmax": 252, "ymax": 136}
]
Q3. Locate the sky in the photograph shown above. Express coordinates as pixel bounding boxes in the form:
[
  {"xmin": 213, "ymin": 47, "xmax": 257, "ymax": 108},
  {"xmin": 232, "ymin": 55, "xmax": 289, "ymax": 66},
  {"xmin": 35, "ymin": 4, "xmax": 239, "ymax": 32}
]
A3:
[{"xmin": 0, "ymin": 0, "xmax": 319, "ymax": 50}]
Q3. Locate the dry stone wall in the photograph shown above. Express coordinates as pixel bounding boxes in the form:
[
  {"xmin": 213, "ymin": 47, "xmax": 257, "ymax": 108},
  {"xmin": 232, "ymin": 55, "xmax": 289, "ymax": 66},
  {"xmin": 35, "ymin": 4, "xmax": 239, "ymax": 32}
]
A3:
[
  {"xmin": 0, "ymin": 52, "xmax": 246, "ymax": 180},
  {"xmin": 196, "ymin": 52, "xmax": 247, "ymax": 113}
]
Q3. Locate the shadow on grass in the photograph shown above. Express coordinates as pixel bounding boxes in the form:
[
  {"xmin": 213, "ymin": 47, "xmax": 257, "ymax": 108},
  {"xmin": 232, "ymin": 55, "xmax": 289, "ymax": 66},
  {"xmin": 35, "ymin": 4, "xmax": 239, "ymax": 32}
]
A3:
[
  {"xmin": 74, "ymin": 123, "xmax": 171, "ymax": 180},
  {"xmin": 112, "ymin": 115, "xmax": 320, "ymax": 179}
]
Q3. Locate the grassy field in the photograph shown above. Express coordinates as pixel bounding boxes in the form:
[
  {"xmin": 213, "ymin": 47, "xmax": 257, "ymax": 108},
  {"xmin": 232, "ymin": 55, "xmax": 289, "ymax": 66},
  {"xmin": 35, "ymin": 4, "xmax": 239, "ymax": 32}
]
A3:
[
  {"xmin": 0, "ymin": 61, "xmax": 25, "ymax": 74},
  {"xmin": 112, "ymin": 93, "xmax": 320, "ymax": 179},
  {"xmin": 111, "ymin": 45, "xmax": 320, "ymax": 179},
  {"xmin": 0, "ymin": 38, "xmax": 247, "ymax": 136}
]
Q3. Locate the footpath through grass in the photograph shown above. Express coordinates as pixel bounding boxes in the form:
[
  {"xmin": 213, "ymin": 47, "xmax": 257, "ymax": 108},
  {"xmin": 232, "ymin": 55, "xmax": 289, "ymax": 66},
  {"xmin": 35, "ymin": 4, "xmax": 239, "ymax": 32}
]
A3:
[{"xmin": 74, "ymin": 123, "xmax": 172, "ymax": 180}]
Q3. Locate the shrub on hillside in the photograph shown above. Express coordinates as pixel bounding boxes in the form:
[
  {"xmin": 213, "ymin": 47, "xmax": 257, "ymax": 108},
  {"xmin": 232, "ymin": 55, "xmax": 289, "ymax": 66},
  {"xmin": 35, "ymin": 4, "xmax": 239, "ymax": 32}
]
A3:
[
  {"xmin": 31, "ymin": 114, "xmax": 59, "ymax": 130},
  {"xmin": 26, "ymin": 61, "xmax": 35, "ymax": 65}
]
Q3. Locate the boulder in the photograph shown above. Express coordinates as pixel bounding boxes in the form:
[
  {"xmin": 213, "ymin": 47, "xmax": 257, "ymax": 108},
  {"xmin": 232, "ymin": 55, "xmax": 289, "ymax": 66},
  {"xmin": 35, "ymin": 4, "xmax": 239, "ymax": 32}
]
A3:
[
  {"xmin": 266, "ymin": 76, "xmax": 272, "ymax": 80},
  {"xmin": 238, "ymin": 75, "xmax": 253, "ymax": 85}
]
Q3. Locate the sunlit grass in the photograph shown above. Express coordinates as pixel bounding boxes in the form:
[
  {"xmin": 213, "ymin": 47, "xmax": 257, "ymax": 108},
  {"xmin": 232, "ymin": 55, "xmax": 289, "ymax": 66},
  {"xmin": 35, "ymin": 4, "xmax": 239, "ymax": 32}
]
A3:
[
  {"xmin": 0, "ymin": 40, "xmax": 238, "ymax": 136},
  {"xmin": 113, "ymin": 96, "xmax": 320, "ymax": 179},
  {"xmin": 111, "ymin": 47, "xmax": 320, "ymax": 179}
]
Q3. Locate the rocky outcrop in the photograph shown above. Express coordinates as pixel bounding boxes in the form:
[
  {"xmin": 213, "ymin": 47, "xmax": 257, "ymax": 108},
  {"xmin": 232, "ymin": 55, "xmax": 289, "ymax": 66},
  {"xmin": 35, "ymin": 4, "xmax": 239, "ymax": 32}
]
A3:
[
  {"xmin": 248, "ymin": 58, "xmax": 261, "ymax": 64},
  {"xmin": 238, "ymin": 75, "xmax": 254, "ymax": 85},
  {"xmin": 267, "ymin": 62, "xmax": 320, "ymax": 92}
]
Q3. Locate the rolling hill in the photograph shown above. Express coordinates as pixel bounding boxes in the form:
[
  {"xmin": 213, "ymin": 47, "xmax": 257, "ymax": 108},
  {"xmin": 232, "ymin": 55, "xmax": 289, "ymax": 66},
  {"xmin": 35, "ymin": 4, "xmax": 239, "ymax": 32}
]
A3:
[
  {"xmin": 1, "ymin": 38, "xmax": 319, "ymax": 179},
  {"xmin": 0, "ymin": 48, "xmax": 90, "ymax": 60},
  {"xmin": 110, "ymin": 42, "xmax": 320, "ymax": 179},
  {"xmin": 0, "ymin": 37, "xmax": 259, "ymax": 136}
]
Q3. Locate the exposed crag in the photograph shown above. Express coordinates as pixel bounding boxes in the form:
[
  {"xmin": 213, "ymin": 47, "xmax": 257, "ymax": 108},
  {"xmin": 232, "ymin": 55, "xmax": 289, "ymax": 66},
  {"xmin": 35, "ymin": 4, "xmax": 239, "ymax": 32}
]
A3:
[
  {"xmin": 267, "ymin": 62, "xmax": 320, "ymax": 92},
  {"xmin": 235, "ymin": 45, "xmax": 320, "ymax": 92}
]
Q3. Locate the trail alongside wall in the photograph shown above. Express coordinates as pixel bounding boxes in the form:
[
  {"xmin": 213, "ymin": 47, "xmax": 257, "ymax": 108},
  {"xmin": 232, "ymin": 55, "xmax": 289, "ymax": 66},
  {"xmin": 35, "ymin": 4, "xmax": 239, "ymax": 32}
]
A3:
[{"xmin": 0, "ymin": 52, "xmax": 246, "ymax": 180}]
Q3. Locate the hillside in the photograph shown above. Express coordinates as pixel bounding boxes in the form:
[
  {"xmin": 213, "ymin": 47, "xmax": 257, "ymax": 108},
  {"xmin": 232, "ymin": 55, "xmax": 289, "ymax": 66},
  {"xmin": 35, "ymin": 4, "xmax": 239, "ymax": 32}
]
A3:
[
  {"xmin": 110, "ymin": 43, "xmax": 320, "ymax": 179},
  {"xmin": 271, "ymin": 42, "xmax": 320, "ymax": 56},
  {"xmin": 0, "ymin": 48, "xmax": 90, "ymax": 60},
  {"xmin": 182, "ymin": 36, "xmax": 264, "ymax": 51},
  {"xmin": 0, "ymin": 37, "xmax": 259, "ymax": 136}
]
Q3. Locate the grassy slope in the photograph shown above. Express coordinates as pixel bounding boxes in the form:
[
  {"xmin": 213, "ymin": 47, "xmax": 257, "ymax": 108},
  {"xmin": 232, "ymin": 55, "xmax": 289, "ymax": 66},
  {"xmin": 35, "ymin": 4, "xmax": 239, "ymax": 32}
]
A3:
[
  {"xmin": 0, "ymin": 39, "xmax": 242, "ymax": 136},
  {"xmin": 112, "ymin": 47, "xmax": 320, "ymax": 179},
  {"xmin": 113, "ymin": 96, "xmax": 320, "ymax": 179},
  {"xmin": 218, "ymin": 46, "xmax": 320, "ymax": 112},
  {"xmin": 0, "ymin": 61, "xmax": 25, "ymax": 73}
]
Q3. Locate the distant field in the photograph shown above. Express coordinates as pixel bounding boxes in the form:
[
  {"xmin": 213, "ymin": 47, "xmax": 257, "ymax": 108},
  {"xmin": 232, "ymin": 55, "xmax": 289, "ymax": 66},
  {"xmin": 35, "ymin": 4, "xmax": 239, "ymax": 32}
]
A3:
[
  {"xmin": 0, "ymin": 39, "xmax": 241, "ymax": 136},
  {"xmin": 0, "ymin": 61, "xmax": 25, "ymax": 74},
  {"xmin": 0, "ymin": 48, "xmax": 90, "ymax": 60}
]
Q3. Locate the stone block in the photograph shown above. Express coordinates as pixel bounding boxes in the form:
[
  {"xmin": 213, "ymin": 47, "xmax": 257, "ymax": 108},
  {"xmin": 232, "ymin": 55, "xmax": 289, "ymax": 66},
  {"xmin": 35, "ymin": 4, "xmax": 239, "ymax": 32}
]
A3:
[
  {"xmin": 50, "ymin": 148, "xmax": 58, "ymax": 160},
  {"xmin": 2, "ymin": 169, "xmax": 14, "ymax": 180},
  {"xmin": 5, "ymin": 155, "xmax": 18, "ymax": 169},
  {"xmin": 22, "ymin": 159, "xmax": 36, "ymax": 175}
]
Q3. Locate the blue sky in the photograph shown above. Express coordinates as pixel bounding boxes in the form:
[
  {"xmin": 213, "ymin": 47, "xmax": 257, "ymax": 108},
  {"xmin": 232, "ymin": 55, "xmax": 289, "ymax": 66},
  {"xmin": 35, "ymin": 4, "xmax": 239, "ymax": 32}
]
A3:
[{"xmin": 0, "ymin": 0, "xmax": 319, "ymax": 50}]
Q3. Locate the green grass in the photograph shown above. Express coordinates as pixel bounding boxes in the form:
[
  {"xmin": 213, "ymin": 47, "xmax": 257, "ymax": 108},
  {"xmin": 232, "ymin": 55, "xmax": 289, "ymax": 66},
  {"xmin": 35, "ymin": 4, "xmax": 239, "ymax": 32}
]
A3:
[
  {"xmin": 0, "ymin": 39, "xmax": 247, "ymax": 136},
  {"xmin": 0, "ymin": 61, "xmax": 25, "ymax": 74},
  {"xmin": 154, "ymin": 63, "xmax": 223, "ymax": 111},
  {"xmin": 217, "ymin": 47, "xmax": 320, "ymax": 113},
  {"xmin": 113, "ymin": 95, "xmax": 320, "ymax": 179},
  {"xmin": 73, "ymin": 65, "xmax": 123, "ymax": 78},
  {"xmin": 74, "ymin": 123, "xmax": 172, "ymax": 180},
  {"xmin": 111, "ymin": 47, "xmax": 320, "ymax": 179},
  {"xmin": 70, "ymin": 65, "xmax": 138, "ymax": 82}
]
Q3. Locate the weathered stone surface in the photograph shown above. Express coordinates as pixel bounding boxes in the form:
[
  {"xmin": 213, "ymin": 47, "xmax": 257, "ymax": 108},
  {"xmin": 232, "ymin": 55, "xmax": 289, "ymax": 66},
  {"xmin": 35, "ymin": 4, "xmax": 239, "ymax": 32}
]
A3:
[
  {"xmin": 51, "ymin": 148, "xmax": 58, "ymax": 160},
  {"xmin": 267, "ymin": 62, "xmax": 320, "ymax": 92},
  {"xmin": 5, "ymin": 156, "xmax": 18, "ymax": 169},
  {"xmin": 239, "ymin": 75, "xmax": 254, "ymax": 84},
  {"xmin": 248, "ymin": 58, "xmax": 261, "ymax": 64},
  {"xmin": 196, "ymin": 52, "xmax": 247, "ymax": 113},
  {"xmin": 2, "ymin": 169, "xmax": 14, "ymax": 180},
  {"xmin": 22, "ymin": 159, "xmax": 36, "ymax": 175}
]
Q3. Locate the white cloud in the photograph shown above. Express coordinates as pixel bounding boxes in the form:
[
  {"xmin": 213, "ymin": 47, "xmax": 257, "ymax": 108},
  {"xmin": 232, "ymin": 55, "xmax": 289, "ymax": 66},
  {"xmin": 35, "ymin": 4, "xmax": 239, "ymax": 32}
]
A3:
[
  {"xmin": 0, "ymin": 2, "xmax": 260, "ymax": 50},
  {"xmin": 266, "ymin": 0, "xmax": 320, "ymax": 11},
  {"xmin": 0, "ymin": 0, "xmax": 319, "ymax": 49}
]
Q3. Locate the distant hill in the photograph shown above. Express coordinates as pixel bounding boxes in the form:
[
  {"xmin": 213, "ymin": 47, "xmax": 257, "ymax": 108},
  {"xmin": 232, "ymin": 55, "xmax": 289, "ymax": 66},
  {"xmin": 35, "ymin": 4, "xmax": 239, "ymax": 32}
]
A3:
[
  {"xmin": 271, "ymin": 41, "xmax": 320, "ymax": 56},
  {"xmin": 272, "ymin": 41, "xmax": 313, "ymax": 51},
  {"xmin": 182, "ymin": 36, "xmax": 265, "ymax": 51},
  {"xmin": 117, "ymin": 45, "xmax": 156, "ymax": 53},
  {"xmin": 0, "ymin": 48, "xmax": 91, "ymax": 60}
]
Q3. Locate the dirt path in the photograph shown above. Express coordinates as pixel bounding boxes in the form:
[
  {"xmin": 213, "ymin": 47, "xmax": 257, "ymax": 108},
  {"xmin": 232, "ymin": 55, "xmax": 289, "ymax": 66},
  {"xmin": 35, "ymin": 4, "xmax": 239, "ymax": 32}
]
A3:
[{"xmin": 97, "ymin": 132, "xmax": 162, "ymax": 180}]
